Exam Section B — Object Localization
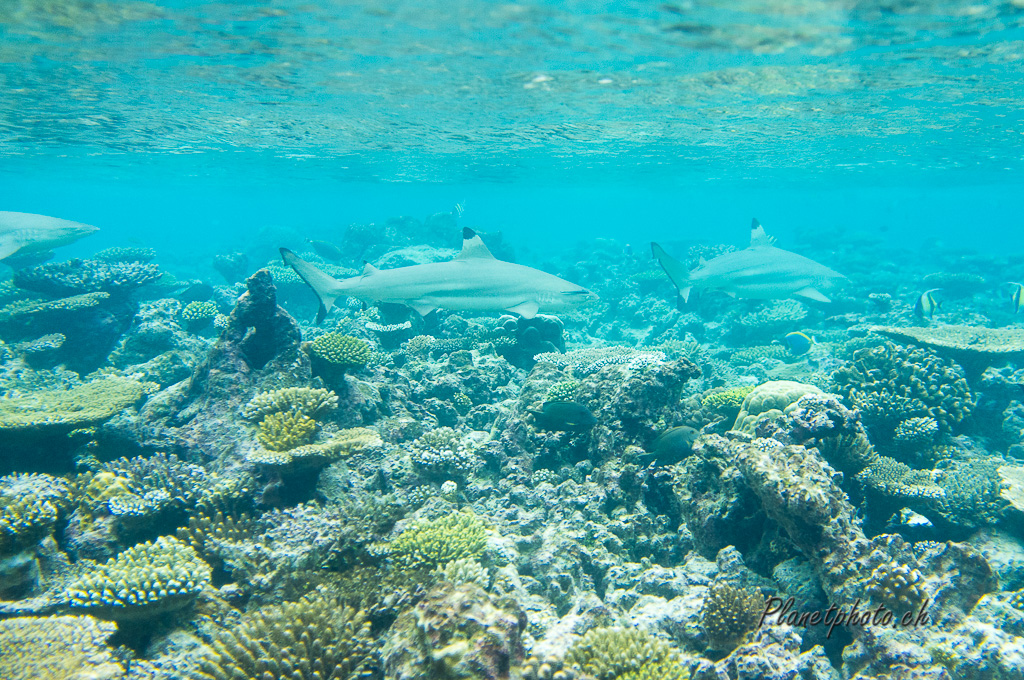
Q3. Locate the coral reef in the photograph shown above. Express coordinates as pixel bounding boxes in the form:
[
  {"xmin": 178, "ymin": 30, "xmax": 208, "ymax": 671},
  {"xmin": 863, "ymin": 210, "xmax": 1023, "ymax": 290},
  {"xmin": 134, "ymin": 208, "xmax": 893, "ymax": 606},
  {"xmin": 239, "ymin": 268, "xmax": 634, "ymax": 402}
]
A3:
[
  {"xmin": 257, "ymin": 409, "xmax": 318, "ymax": 450},
  {"xmin": 387, "ymin": 510, "xmax": 489, "ymax": 570},
  {"xmin": 193, "ymin": 587, "xmax": 378, "ymax": 680},
  {"xmin": 14, "ymin": 258, "xmax": 162, "ymax": 296},
  {"xmin": 311, "ymin": 332, "xmax": 372, "ymax": 369},
  {"xmin": 242, "ymin": 386, "xmax": 339, "ymax": 420},
  {"xmin": 0, "ymin": 614, "xmax": 124, "ymax": 680},
  {"xmin": 700, "ymin": 582, "xmax": 766, "ymax": 651},
  {"xmin": 563, "ymin": 626, "xmax": 689, "ymax": 679},
  {"xmin": 65, "ymin": 535, "xmax": 211, "ymax": 620},
  {"xmin": 179, "ymin": 300, "xmax": 218, "ymax": 332},
  {"xmin": 733, "ymin": 381, "xmax": 823, "ymax": 434}
]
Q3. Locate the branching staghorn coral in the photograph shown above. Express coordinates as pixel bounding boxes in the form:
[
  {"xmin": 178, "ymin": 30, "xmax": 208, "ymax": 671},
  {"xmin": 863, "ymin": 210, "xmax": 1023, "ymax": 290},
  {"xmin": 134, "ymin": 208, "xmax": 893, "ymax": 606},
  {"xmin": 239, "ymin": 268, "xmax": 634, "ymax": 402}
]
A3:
[
  {"xmin": 563, "ymin": 626, "xmax": 690, "ymax": 680},
  {"xmin": 386, "ymin": 510, "xmax": 489, "ymax": 570},
  {"xmin": 257, "ymin": 410, "xmax": 318, "ymax": 451}
]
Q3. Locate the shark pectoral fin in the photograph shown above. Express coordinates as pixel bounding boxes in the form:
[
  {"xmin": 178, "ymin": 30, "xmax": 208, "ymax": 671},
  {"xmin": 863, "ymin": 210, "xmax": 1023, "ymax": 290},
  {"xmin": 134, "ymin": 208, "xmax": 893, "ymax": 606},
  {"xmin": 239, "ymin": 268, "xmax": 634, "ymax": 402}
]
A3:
[
  {"xmin": 410, "ymin": 301, "xmax": 436, "ymax": 317},
  {"xmin": 507, "ymin": 301, "xmax": 540, "ymax": 318},
  {"xmin": 795, "ymin": 287, "xmax": 831, "ymax": 303},
  {"xmin": 280, "ymin": 248, "xmax": 343, "ymax": 323},
  {"xmin": 0, "ymin": 238, "xmax": 22, "ymax": 261},
  {"xmin": 679, "ymin": 287, "xmax": 692, "ymax": 304},
  {"xmin": 456, "ymin": 227, "xmax": 496, "ymax": 260}
]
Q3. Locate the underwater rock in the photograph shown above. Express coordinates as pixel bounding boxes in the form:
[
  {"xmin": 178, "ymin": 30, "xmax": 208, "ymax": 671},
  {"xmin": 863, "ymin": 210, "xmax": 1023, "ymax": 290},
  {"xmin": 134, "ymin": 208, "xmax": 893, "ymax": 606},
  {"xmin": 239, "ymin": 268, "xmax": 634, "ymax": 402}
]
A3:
[
  {"xmin": 212, "ymin": 251, "xmax": 249, "ymax": 284},
  {"xmin": 691, "ymin": 623, "xmax": 839, "ymax": 680},
  {"xmin": 382, "ymin": 581, "xmax": 525, "ymax": 680}
]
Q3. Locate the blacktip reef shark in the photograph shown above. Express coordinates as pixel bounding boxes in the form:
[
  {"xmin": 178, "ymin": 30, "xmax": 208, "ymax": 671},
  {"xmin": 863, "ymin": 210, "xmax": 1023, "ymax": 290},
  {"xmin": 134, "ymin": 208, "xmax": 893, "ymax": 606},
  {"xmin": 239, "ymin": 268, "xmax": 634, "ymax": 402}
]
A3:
[
  {"xmin": 0, "ymin": 211, "xmax": 99, "ymax": 261},
  {"xmin": 280, "ymin": 227, "xmax": 598, "ymax": 322},
  {"xmin": 651, "ymin": 219, "xmax": 847, "ymax": 303}
]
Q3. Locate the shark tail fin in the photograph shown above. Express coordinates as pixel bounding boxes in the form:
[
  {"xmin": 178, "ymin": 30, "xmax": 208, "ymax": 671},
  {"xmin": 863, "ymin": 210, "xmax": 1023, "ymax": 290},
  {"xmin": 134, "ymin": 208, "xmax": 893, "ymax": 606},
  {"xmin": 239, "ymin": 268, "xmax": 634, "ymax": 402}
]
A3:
[
  {"xmin": 651, "ymin": 242, "xmax": 692, "ymax": 303},
  {"xmin": 280, "ymin": 248, "xmax": 342, "ymax": 324}
]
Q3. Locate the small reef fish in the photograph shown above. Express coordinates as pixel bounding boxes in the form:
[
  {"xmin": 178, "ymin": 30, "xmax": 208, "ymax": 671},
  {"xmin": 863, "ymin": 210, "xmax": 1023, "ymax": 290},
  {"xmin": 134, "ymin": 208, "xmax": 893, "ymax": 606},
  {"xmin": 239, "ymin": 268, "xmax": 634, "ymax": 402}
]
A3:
[
  {"xmin": 651, "ymin": 219, "xmax": 847, "ymax": 304},
  {"xmin": 306, "ymin": 238, "xmax": 343, "ymax": 262},
  {"xmin": 528, "ymin": 401, "xmax": 598, "ymax": 432},
  {"xmin": 783, "ymin": 331, "xmax": 814, "ymax": 355},
  {"xmin": 281, "ymin": 228, "xmax": 597, "ymax": 322},
  {"xmin": 638, "ymin": 425, "xmax": 699, "ymax": 465},
  {"xmin": 1010, "ymin": 282, "xmax": 1023, "ymax": 314},
  {"xmin": 913, "ymin": 288, "xmax": 942, "ymax": 320},
  {"xmin": 0, "ymin": 211, "xmax": 98, "ymax": 261}
]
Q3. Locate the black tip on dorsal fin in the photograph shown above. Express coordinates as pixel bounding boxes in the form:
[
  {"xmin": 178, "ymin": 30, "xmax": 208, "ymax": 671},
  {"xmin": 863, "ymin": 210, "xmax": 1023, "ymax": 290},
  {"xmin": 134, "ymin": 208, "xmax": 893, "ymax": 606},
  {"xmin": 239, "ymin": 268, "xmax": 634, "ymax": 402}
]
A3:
[
  {"xmin": 751, "ymin": 218, "xmax": 760, "ymax": 229},
  {"xmin": 463, "ymin": 227, "xmax": 476, "ymax": 240}
]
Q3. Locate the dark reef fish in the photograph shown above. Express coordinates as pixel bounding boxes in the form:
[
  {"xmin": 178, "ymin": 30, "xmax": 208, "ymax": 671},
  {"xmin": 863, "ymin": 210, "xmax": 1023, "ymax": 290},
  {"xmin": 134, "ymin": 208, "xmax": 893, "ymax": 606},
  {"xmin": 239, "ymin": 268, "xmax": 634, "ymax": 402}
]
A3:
[
  {"xmin": 1010, "ymin": 282, "xmax": 1023, "ymax": 314},
  {"xmin": 914, "ymin": 288, "xmax": 942, "ymax": 320},
  {"xmin": 651, "ymin": 219, "xmax": 847, "ymax": 304},
  {"xmin": 783, "ymin": 331, "xmax": 814, "ymax": 355},
  {"xmin": 639, "ymin": 425, "xmax": 699, "ymax": 465},
  {"xmin": 306, "ymin": 238, "xmax": 343, "ymax": 261},
  {"xmin": 0, "ymin": 211, "xmax": 98, "ymax": 261},
  {"xmin": 528, "ymin": 401, "xmax": 597, "ymax": 432},
  {"xmin": 282, "ymin": 228, "xmax": 597, "ymax": 322}
]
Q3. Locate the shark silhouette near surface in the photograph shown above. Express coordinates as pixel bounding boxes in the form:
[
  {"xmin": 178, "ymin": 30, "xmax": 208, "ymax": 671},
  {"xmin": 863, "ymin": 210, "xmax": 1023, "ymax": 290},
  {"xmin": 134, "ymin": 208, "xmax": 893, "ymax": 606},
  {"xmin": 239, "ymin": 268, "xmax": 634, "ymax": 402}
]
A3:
[
  {"xmin": 651, "ymin": 219, "xmax": 847, "ymax": 304},
  {"xmin": 0, "ymin": 211, "xmax": 99, "ymax": 261},
  {"xmin": 281, "ymin": 228, "xmax": 597, "ymax": 321}
]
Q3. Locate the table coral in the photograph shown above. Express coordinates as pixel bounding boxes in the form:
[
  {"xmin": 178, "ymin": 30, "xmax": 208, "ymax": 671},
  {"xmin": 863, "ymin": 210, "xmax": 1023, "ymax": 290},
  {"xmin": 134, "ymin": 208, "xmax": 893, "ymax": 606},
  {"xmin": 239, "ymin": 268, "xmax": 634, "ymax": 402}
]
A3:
[
  {"xmin": 0, "ymin": 375, "xmax": 155, "ymax": 432},
  {"xmin": 247, "ymin": 427, "xmax": 382, "ymax": 469},
  {"xmin": 14, "ymin": 258, "xmax": 162, "ymax": 296},
  {"xmin": 241, "ymin": 386, "xmax": 338, "ymax": 420},
  {"xmin": 66, "ymin": 535, "xmax": 211, "ymax": 620}
]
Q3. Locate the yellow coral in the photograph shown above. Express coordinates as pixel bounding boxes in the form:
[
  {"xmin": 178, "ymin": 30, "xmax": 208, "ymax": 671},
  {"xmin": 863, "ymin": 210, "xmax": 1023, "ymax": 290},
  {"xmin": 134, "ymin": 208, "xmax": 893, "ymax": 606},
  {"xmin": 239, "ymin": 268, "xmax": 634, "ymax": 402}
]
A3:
[
  {"xmin": 247, "ymin": 427, "xmax": 382, "ymax": 468},
  {"xmin": 241, "ymin": 386, "xmax": 338, "ymax": 420},
  {"xmin": 701, "ymin": 582, "xmax": 766, "ymax": 651},
  {"xmin": 310, "ymin": 333, "xmax": 372, "ymax": 368},
  {"xmin": 388, "ymin": 510, "xmax": 489, "ymax": 570},
  {"xmin": 0, "ymin": 376, "xmax": 156, "ymax": 431},
  {"xmin": 701, "ymin": 385, "xmax": 756, "ymax": 413},
  {"xmin": 565, "ymin": 627, "xmax": 689, "ymax": 680},
  {"xmin": 0, "ymin": 615, "xmax": 124, "ymax": 680},
  {"xmin": 66, "ymin": 536, "xmax": 211, "ymax": 621},
  {"xmin": 257, "ymin": 409, "xmax": 317, "ymax": 451}
]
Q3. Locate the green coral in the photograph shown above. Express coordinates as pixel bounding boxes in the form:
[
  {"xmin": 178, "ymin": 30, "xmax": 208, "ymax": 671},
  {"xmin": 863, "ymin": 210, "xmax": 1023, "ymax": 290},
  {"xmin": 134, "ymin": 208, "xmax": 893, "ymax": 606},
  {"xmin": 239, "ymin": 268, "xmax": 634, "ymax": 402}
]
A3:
[
  {"xmin": 893, "ymin": 417, "xmax": 939, "ymax": 448},
  {"xmin": 94, "ymin": 245, "xmax": 157, "ymax": 263},
  {"xmin": 546, "ymin": 379, "xmax": 581, "ymax": 402},
  {"xmin": 733, "ymin": 380, "xmax": 823, "ymax": 434},
  {"xmin": 701, "ymin": 385, "xmax": 756, "ymax": 414},
  {"xmin": 701, "ymin": 582, "xmax": 766, "ymax": 651},
  {"xmin": 192, "ymin": 587, "xmax": 377, "ymax": 680},
  {"xmin": 388, "ymin": 510, "xmax": 489, "ymax": 570},
  {"xmin": 257, "ymin": 410, "xmax": 318, "ymax": 451},
  {"xmin": 179, "ymin": 301, "xmax": 218, "ymax": 331},
  {"xmin": 241, "ymin": 386, "xmax": 338, "ymax": 420},
  {"xmin": 0, "ymin": 615, "xmax": 124, "ymax": 680},
  {"xmin": 248, "ymin": 427, "xmax": 382, "ymax": 468},
  {"xmin": 0, "ymin": 291, "xmax": 110, "ymax": 326},
  {"xmin": 0, "ymin": 376, "xmax": 156, "ymax": 431},
  {"xmin": 830, "ymin": 341, "xmax": 975, "ymax": 441},
  {"xmin": 434, "ymin": 557, "xmax": 489, "ymax": 589},
  {"xmin": 564, "ymin": 627, "xmax": 689, "ymax": 680},
  {"xmin": 0, "ymin": 474, "xmax": 69, "ymax": 554},
  {"xmin": 311, "ymin": 333, "xmax": 372, "ymax": 369},
  {"xmin": 452, "ymin": 391, "xmax": 473, "ymax": 416},
  {"xmin": 619, "ymin": 659, "xmax": 690, "ymax": 680},
  {"xmin": 66, "ymin": 535, "xmax": 211, "ymax": 620}
]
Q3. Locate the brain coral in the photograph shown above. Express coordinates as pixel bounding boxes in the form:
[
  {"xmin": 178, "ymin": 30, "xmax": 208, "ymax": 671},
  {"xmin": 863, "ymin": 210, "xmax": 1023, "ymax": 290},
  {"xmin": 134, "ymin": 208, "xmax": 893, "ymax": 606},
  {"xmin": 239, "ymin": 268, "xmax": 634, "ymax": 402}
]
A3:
[
  {"xmin": 66, "ymin": 535, "xmax": 211, "ymax": 620},
  {"xmin": 830, "ymin": 341, "xmax": 975, "ymax": 441},
  {"xmin": 733, "ymin": 381, "xmax": 823, "ymax": 434}
]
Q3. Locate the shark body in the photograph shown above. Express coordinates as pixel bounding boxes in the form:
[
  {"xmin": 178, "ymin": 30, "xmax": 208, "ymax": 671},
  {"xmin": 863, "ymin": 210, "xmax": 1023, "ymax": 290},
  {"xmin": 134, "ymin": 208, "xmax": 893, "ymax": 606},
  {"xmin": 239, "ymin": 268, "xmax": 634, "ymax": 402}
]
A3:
[
  {"xmin": 281, "ymin": 228, "xmax": 597, "ymax": 321},
  {"xmin": 0, "ymin": 211, "xmax": 99, "ymax": 261},
  {"xmin": 651, "ymin": 220, "xmax": 846, "ymax": 303}
]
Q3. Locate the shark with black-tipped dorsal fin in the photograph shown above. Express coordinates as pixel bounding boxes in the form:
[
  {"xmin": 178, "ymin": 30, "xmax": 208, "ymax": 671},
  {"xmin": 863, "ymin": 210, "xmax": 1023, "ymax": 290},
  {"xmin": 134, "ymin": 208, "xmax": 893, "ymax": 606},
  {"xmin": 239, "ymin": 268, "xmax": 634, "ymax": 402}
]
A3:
[
  {"xmin": 280, "ymin": 227, "xmax": 598, "ymax": 322},
  {"xmin": 651, "ymin": 219, "xmax": 847, "ymax": 304},
  {"xmin": 0, "ymin": 211, "xmax": 99, "ymax": 261}
]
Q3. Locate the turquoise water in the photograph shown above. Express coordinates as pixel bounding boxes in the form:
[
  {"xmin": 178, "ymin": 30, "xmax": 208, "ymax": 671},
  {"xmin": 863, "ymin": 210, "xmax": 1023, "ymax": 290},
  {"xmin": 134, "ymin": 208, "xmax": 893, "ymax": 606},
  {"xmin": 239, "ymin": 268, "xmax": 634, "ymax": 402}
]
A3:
[
  {"xmin": 4, "ymin": 3, "xmax": 1024, "ymax": 679},
  {"xmin": 3, "ymin": 0, "xmax": 1023, "ymax": 256}
]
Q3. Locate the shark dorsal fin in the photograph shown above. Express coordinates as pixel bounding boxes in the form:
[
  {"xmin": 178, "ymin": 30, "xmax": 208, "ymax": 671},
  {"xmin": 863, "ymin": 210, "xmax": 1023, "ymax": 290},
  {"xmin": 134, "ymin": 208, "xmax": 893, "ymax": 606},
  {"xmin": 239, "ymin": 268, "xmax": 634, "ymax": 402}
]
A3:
[
  {"xmin": 750, "ymin": 219, "xmax": 776, "ymax": 247},
  {"xmin": 362, "ymin": 261, "xmax": 379, "ymax": 276},
  {"xmin": 456, "ymin": 227, "xmax": 496, "ymax": 260}
]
